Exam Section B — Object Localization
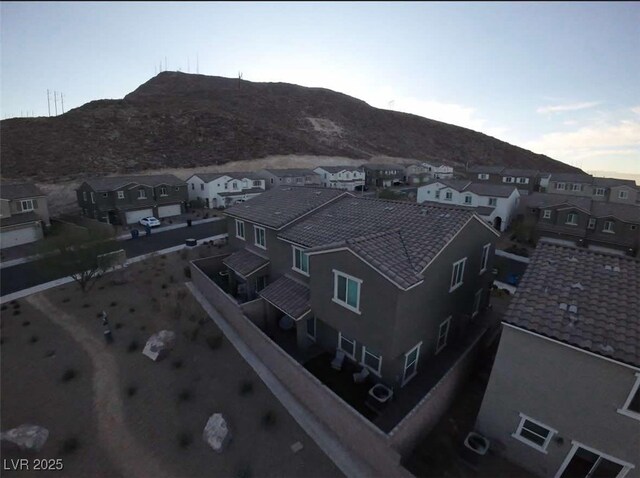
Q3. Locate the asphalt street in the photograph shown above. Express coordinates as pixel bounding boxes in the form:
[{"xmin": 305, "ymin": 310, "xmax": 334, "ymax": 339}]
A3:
[{"xmin": 0, "ymin": 221, "xmax": 227, "ymax": 297}]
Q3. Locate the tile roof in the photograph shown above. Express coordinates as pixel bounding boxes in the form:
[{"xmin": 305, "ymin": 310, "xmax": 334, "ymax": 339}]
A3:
[
  {"xmin": 0, "ymin": 211, "xmax": 41, "ymax": 227},
  {"xmin": 363, "ymin": 163, "xmax": 404, "ymax": 171},
  {"xmin": 466, "ymin": 165, "xmax": 505, "ymax": 174},
  {"xmin": 521, "ymin": 193, "xmax": 592, "ymax": 212},
  {"xmin": 218, "ymin": 187, "xmax": 265, "ymax": 197},
  {"xmin": 281, "ymin": 196, "xmax": 484, "ymax": 289},
  {"xmin": 264, "ymin": 168, "xmax": 317, "ymax": 177},
  {"xmin": 0, "ymin": 183, "xmax": 45, "ymax": 200},
  {"xmin": 224, "ymin": 186, "xmax": 347, "ymax": 229},
  {"xmin": 549, "ymin": 173, "xmax": 594, "ymax": 183},
  {"xmin": 591, "ymin": 202, "xmax": 640, "ymax": 223},
  {"xmin": 476, "ymin": 206, "xmax": 496, "ymax": 216},
  {"xmin": 84, "ymin": 175, "xmax": 184, "ymax": 191},
  {"xmin": 422, "ymin": 179, "xmax": 517, "ymax": 198},
  {"xmin": 501, "ymin": 168, "xmax": 540, "ymax": 177},
  {"xmin": 223, "ymin": 249, "xmax": 269, "ymax": 277},
  {"xmin": 193, "ymin": 171, "xmax": 262, "ymax": 183},
  {"xmin": 592, "ymin": 177, "xmax": 637, "ymax": 188},
  {"xmin": 315, "ymin": 166, "xmax": 363, "ymax": 173},
  {"xmin": 259, "ymin": 276, "xmax": 310, "ymax": 320},
  {"xmin": 505, "ymin": 242, "xmax": 640, "ymax": 368}
]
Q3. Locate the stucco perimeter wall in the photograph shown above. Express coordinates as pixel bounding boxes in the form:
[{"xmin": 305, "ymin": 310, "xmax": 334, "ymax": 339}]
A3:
[
  {"xmin": 190, "ymin": 259, "xmax": 410, "ymax": 478},
  {"xmin": 389, "ymin": 327, "xmax": 487, "ymax": 457}
]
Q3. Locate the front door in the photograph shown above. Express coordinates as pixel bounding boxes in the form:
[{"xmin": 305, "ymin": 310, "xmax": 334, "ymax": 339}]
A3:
[{"xmin": 557, "ymin": 444, "xmax": 631, "ymax": 478}]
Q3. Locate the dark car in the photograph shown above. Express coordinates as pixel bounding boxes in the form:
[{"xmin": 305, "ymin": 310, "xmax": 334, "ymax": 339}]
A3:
[{"xmin": 354, "ymin": 185, "xmax": 369, "ymax": 192}]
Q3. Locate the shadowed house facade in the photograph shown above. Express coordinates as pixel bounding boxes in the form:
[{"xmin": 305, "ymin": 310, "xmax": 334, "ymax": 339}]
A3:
[
  {"xmin": 547, "ymin": 173, "xmax": 638, "ymax": 205},
  {"xmin": 475, "ymin": 243, "xmax": 640, "ymax": 478},
  {"xmin": 186, "ymin": 172, "xmax": 265, "ymax": 209},
  {"xmin": 257, "ymin": 168, "xmax": 321, "ymax": 189},
  {"xmin": 222, "ymin": 186, "xmax": 499, "ymax": 388},
  {"xmin": 76, "ymin": 175, "xmax": 188, "ymax": 225},
  {"xmin": 0, "ymin": 183, "xmax": 50, "ymax": 248},
  {"xmin": 466, "ymin": 166, "xmax": 541, "ymax": 195}
]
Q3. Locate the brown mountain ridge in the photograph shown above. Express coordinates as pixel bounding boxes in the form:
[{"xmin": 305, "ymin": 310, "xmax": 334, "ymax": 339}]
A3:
[{"xmin": 1, "ymin": 71, "xmax": 579, "ymax": 181}]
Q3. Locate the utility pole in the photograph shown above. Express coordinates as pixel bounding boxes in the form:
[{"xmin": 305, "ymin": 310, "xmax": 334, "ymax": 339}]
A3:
[
  {"xmin": 54, "ymin": 91, "xmax": 58, "ymax": 116},
  {"xmin": 47, "ymin": 89, "xmax": 51, "ymax": 116}
]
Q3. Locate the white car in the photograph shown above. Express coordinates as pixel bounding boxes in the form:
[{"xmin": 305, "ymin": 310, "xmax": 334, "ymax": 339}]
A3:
[{"xmin": 139, "ymin": 216, "xmax": 161, "ymax": 227}]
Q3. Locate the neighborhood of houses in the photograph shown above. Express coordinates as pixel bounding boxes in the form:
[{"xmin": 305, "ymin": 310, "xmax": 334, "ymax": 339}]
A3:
[{"xmin": 1, "ymin": 159, "xmax": 638, "ymax": 477}]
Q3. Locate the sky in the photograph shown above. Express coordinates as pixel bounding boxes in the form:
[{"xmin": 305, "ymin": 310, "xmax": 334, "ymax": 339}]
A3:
[{"xmin": 1, "ymin": 2, "xmax": 639, "ymax": 174}]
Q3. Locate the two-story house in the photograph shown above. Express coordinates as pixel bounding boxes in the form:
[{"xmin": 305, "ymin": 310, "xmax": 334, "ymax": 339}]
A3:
[
  {"xmin": 405, "ymin": 162, "xmax": 455, "ymax": 185},
  {"xmin": 519, "ymin": 193, "xmax": 640, "ymax": 256},
  {"xmin": 0, "ymin": 183, "xmax": 50, "ymax": 248},
  {"xmin": 187, "ymin": 172, "xmax": 265, "ymax": 208},
  {"xmin": 466, "ymin": 166, "xmax": 540, "ymax": 195},
  {"xmin": 363, "ymin": 164, "xmax": 405, "ymax": 187},
  {"xmin": 257, "ymin": 169, "xmax": 321, "ymax": 189},
  {"xmin": 547, "ymin": 174, "xmax": 638, "ymax": 204},
  {"xmin": 475, "ymin": 242, "xmax": 639, "ymax": 478},
  {"xmin": 223, "ymin": 186, "xmax": 500, "ymax": 388},
  {"xmin": 313, "ymin": 166, "xmax": 365, "ymax": 191},
  {"xmin": 76, "ymin": 175, "xmax": 188, "ymax": 225},
  {"xmin": 417, "ymin": 179, "xmax": 520, "ymax": 231}
]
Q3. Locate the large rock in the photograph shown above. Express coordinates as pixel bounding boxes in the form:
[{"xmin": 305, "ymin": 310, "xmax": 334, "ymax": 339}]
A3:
[
  {"xmin": 142, "ymin": 330, "xmax": 176, "ymax": 361},
  {"xmin": 202, "ymin": 413, "xmax": 231, "ymax": 453},
  {"xmin": 1, "ymin": 425, "xmax": 49, "ymax": 452}
]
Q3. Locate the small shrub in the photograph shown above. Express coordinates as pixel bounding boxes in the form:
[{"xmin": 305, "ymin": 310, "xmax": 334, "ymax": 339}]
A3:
[
  {"xmin": 13, "ymin": 310, "xmax": 21, "ymax": 316},
  {"xmin": 29, "ymin": 335, "xmax": 39, "ymax": 344},
  {"xmin": 206, "ymin": 334, "xmax": 223, "ymax": 350},
  {"xmin": 62, "ymin": 298, "xmax": 70, "ymax": 303},
  {"xmin": 115, "ymin": 323, "xmax": 123, "ymax": 330},
  {"xmin": 127, "ymin": 340, "xmax": 139, "ymax": 353},
  {"xmin": 129, "ymin": 307, "xmax": 135, "ymax": 313},
  {"xmin": 59, "ymin": 437, "xmax": 79, "ymax": 455},
  {"xmin": 183, "ymin": 266, "xmax": 191, "ymax": 278},
  {"xmin": 172, "ymin": 359, "xmax": 183, "ymax": 369},
  {"xmin": 177, "ymin": 389, "xmax": 193, "ymax": 402},
  {"xmin": 110, "ymin": 301, "xmax": 117, "ymax": 307},
  {"xmin": 239, "ymin": 380, "xmax": 254, "ymax": 396},
  {"xmin": 261, "ymin": 410, "xmax": 277, "ymax": 429},
  {"xmin": 22, "ymin": 320, "xmax": 30, "ymax": 327},
  {"xmin": 126, "ymin": 386, "xmax": 137, "ymax": 397},
  {"xmin": 61, "ymin": 369, "xmax": 77, "ymax": 382},
  {"xmin": 82, "ymin": 303, "xmax": 90, "ymax": 308},
  {"xmin": 177, "ymin": 432, "xmax": 192, "ymax": 449}
]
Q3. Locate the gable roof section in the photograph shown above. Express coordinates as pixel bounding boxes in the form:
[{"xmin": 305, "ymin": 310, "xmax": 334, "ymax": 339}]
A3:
[
  {"xmin": 259, "ymin": 276, "xmax": 310, "ymax": 320},
  {"xmin": 264, "ymin": 168, "xmax": 317, "ymax": 177},
  {"xmin": 1, "ymin": 183, "xmax": 45, "ymax": 200},
  {"xmin": 505, "ymin": 242, "xmax": 640, "ymax": 368},
  {"xmin": 315, "ymin": 165, "xmax": 363, "ymax": 174},
  {"xmin": 223, "ymin": 248, "xmax": 269, "ymax": 278},
  {"xmin": 224, "ymin": 186, "xmax": 347, "ymax": 229},
  {"xmin": 522, "ymin": 192, "xmax": 592, "ymax": 213},
  {"xmin": 549, "ymin": 173, "xmax": 593, "ymax": 183},
  {"xmin": 465, "ymin": 183, "xmax": 518, "ymax": 198},
  {"xmin": 282, "ymin": 196, "xmax": 494, "ymax": 289},
  {"xmin": 84, "ymin": 174, "xmax": 184, "ymax": 191},
  {"xmin": 592, "ymin": 177, "xmax": 637, "ymax": 188},
  {"xmin": 466, "ymin": 165, "xmax": 505, "ymax": 175},
  {"xmin": 591, "ymin": 202, "xmax": 640, "ymax": 223}
]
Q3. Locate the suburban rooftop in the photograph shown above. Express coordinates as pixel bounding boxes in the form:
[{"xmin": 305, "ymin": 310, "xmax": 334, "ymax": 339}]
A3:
[
  {"xmin": 505, "ymin": 242, "xmax": 640, "ymax": 367},
  {"xmin": 423, "ymin": 179, "xmax": 518, "ymax": 197},
  {"xmin": 0, "ymin": 182, "xmax": 45, "ymax": 200},
  {"xmin": 315, "ymin": 165, "xmax": 363, "ymax": 173},
  {"xmin": 264, "ymin": 168, "xmax": 317, "ymax": 177},
  {"xmin": 83, "ymin": 174, "xmax": 184, "ymax": 191},
  {"xmin": 522, "ymin": 192, "xmax": 640, "ymax": 222},
  {"xmin": 191, "ymin": 171, "xmax": 262, "ymax": 183}
]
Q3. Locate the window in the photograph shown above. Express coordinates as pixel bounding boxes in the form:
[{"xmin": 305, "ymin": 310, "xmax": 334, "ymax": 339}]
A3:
[
  {"xmin": 445, "ymin": 191, "xmax": 453, "ymax": 201},
  {"xmin": 594, "ymin": 188, "xmax": 605, "ymax": 196},
  {"xmin": 333, "ymin": 270, "xmax": 361, "ymax": 313},
  {"xmin": 361, "ymin": 347, "xmax": 382, "ymax": 375},
  {"xmin": 235, "ymin": 220, "xmax": 245, "ymax": 240},
  {"xmin": 138, "ymin": 189, "xmax": 146, "ymax": 199},
  {"xmin": 512, "ymin": 414, "xmax": 556, "ymax": 452},
  {"xmin": 200, "ymin": 183, "xmax": 204, "ymax": 190},
  {"xmin": 435, "ymin": 190, "xmax": 441, "ymax": 199},
  {"xmin": 619, "ymin": 190, "xmax": 629, "ymax": 199},
  {"xmin": 436, "ymin": 317, "xmax": 451, "ymax": 354},
  {"xmin": 557, "ymin": 444, "xmax": 633, "ymax": 478},
  {"xmin": 296, "ymin": 177, "xmax": 303, "ymax": 183},
  {"xmin": 255, "ymin": 275, "xmax": 268, "ymax": 292},
  {"xmin": 159, "ymin": 186, "xmax": 167, "ymax": 196},
  {"xmin": 464, "ymin": 195, "xmax": 472, "ymax": 204},
  {"xmin": 480, "ymin": 243, "xmax": 490, "ymax": 273},
  {"xmin": 402, "ymin": 342, "xmax": 421, "ymax": 385},
  {"xmin": 478, "ymin": 173, "xmax": 489, "ymax": 180},
  {"xmin": 603, "ymin": 221, "xmax": 615, "ymax": 233},
  {"xmin": 232, "ymin": 182, "xmax": 238, "ymax": 190},
  {"xmin": 632, "ymin": 225, "xmax": 638, "ymax": 231},
  {"xmin": 472, "ymin": 289, "xmax": 482, "ymax": 317},
  {"xmin": 102, "ymin": 193, "xmax": 108, "ymax": 198},
  {"xmin": 270, "ymin": 178, "xmax": 274, "ymax": 184},
  {"xmin": 557, "ymin": 182, "xmax": 566, "ymax": 190},
  {"xmin": 488, "ymin": 197, "xmax": 497, "ymax": 207},
  {"xmin": 618, "ymin": 373, "xmax": 640, "ymax": 420},
  {"xmin": 338, "ymin": 332, "xmax": 356, "ymax": 358},
  {"xmin": 566, "ymin": 213, "xmax": 578, "ymax": 225},
  {"xmin": 543, "ymin": 210, "xmax": 551, "ymax": 219},
  {"xmin": 83, "ymin": 191, "xmax": 87, "ymax": 201},
  {"xmin": 117, "ymin": 191, "xmax": 125, "ymax": 199},
  {"xmin": 254, "ymin": 226, "xmax": 266, "ymax": 249},
  {"xmin": 191, "ymin": 183, "xmax": 195, "ymax": 190},
  {"xmin": 19, "ymin": 199, "xmax": 35, "ymax": 211},
  {"xmin": 253, "ymin": 180, "xmax": 261, "ymax": 187},
  {"xmin": 306, "ymin": 317, "xmax": 316, "ymax": 340},
  {"xmin": 292, "ymin": 247, "xmax": 309, "ymax": 275},
  {"xmin": 90, "ymin": 192, "xmax": 95, "ymax": 204},
  {"xmin": 503, "ymin": 177, "xmax": 514, "ymax": 183},
  {"xmin": 571, "ymin": 183, "xmax": 582, "ymax": 191},
  {"xmin": 587, "ymin": 218, "xmax": 596, "ymax": 230},
  {"xmin": 449, "ymin": 258, "xmax": 466, "ymax": 292}
]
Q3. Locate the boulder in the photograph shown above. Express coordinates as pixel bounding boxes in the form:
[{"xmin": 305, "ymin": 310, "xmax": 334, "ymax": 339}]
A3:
[
  {"xmin": 142, "ymin": 330, "xmax": 176, "ymax": 361},
  {"xmin": 1, "ymin": 425, "xmax": 49, "ymax": 452},
  {"xmin": 202, "ymin": 413, "xmax": 231, "ymax": 453}
]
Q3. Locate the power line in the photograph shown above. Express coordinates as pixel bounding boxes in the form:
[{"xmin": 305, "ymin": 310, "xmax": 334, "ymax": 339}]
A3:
[
  {"xmin": 61, "ymin": 93, "xmax": 65, "ymax": 114},
  {"xmin": 54, "ymin": 91, "xmax": 58, "ymax": 116},
  {"xmin": 47, "ymin": 89, "xmax": 51, "ymax": 116}
]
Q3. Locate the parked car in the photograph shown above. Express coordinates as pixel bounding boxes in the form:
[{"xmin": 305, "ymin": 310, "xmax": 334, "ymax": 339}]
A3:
[
  {"xmin": 139, "ymin": 216, "xmax": 161, "ymax": 227},
  {"xmin": 354, "ymin": 185, "xmax": 369, "ymax": 192}
]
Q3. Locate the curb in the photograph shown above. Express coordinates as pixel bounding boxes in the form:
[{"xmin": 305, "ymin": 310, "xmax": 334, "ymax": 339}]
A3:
[{"xmin": 115, "ymin": 217, "xmax": 223, "ymax": 241}]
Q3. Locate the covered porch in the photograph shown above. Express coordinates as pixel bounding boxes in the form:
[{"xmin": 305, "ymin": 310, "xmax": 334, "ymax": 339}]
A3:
[{"xmin": 222, "ymin": 248, "xmax": 270, "ymax": 303}]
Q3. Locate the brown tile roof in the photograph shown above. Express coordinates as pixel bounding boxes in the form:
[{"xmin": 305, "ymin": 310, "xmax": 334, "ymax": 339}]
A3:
[
  {"xmin": 223, "ymin": 249, "xmax": 269, "ymax": 277},
  {"xmin": 224, "ymin": 186, "xmax": 347, "ymax": 229},
  {"xmin": 315, "ymin": 166, "xmax": 363, "ymax": 173},
  {"xmin": 521, "ymin": 193, "xmax": 592, "ymax": 212},
  {"xmin": 0, "ymin": 183, "xmax": 45, "ymax": 200},
  {"xmin": 259, "ymin": 276, "xmax": 310, "ymax": 320},
  {"xmin": 422, "ymin": 179, "xmax": 517, "ymax": 198},
  {"xmin": 505, "ymin": 242, "xmax": 640, "ymax": 367},
  {"xmin": 84, "ymin": 174, "xmax": 184, "ymax": 191},
  {"xmin": 264, "ymin": 168, "xmax": 317, "ymax": 177}
]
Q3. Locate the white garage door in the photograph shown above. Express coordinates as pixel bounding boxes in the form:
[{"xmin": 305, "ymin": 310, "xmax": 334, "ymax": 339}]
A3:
[
  {"xmin": 157, "ymin": 204, "xmax": 181, "ymax": 218},
  {"xmin": 0, "ymin": 225, "xmax": 40, "ymax": 248},
  {"xmin": 125, "ymin": 209, "xmax": 153, "ymax": 224}
]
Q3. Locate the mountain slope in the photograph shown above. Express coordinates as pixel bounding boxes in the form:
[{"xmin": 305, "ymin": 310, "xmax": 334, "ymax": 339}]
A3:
[{"xmin": 1, "ymin": 71, "xmax": 579, "ymax": 181}]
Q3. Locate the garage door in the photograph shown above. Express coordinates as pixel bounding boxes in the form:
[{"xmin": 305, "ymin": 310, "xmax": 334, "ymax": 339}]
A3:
[
  {"xmin": 157, "ymin": 204, "xmax": 181, "ymax": 218},
  {"xmin": 125, "ymin": 209, "xmax": 153, "ymax": 224},
  {"xmin": 0, "ymin": 224, "xmax": 41, "ymax": 248}
]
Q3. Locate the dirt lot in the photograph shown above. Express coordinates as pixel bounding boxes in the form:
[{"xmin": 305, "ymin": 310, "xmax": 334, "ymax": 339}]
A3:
[{"xmin": 1, "ymin": 248, "xmax": 342, "ymax": 478}]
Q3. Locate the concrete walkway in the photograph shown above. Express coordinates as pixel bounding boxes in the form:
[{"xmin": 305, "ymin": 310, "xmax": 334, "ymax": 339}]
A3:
[
  {"xmin": 186, "ymin": 282, "xmax": 373, "ymax": 478},
  {"xmin": 27, "ymin": 294, "xmax": 174, "ymax": 478}
]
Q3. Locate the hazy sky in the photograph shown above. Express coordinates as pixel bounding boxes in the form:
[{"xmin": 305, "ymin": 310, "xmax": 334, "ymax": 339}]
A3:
[{"xmin": 1, "ymin": 2, "xmax": 639, "ymax": 173}]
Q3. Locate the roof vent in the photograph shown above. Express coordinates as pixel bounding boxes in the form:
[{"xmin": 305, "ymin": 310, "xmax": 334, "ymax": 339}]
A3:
[
  {"xmin": 274, "ymin": 211, "xmax": 281, "ymax": 215},
  {"xmin": 568, "ymin": 305, "xmax": 578, "ymax": 314},
  {"xmin": 613, "ymin": 266, "xmax": 621, "ymax": 272},
  {"xmin": 604, "ymin": 265, "xmax": 612, "ymax": 271},
  {"xmin": 567, "ymin": 256, "xmax": 579, "ymax": 263},
  {"xmin": 599, "ymin": 344, "xmax": 614, "ymax": 353},
  {"xmin": 315, "ymin": 191, "xmax": 322, "ymax": 195},
  {"xmin": 559, "ymin": 303, "xmax": 568, "ymax": 311},
  {"xmin": 571, "ymin": 283, "xmax": 584, "ymax": 290},
  {"xmin": 384, "ymin": 206, "xmax": 394, "ymax": 211}
]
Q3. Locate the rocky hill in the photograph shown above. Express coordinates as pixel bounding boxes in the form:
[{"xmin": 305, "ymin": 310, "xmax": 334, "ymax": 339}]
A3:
[{"xmin": 1, "ymin": 71, "xmax": 579, "ymax": 181}]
